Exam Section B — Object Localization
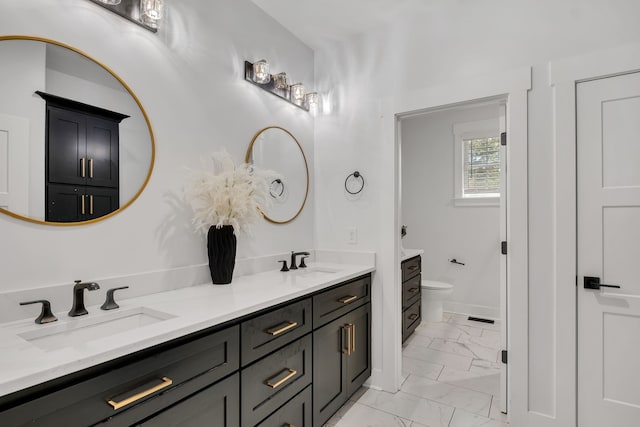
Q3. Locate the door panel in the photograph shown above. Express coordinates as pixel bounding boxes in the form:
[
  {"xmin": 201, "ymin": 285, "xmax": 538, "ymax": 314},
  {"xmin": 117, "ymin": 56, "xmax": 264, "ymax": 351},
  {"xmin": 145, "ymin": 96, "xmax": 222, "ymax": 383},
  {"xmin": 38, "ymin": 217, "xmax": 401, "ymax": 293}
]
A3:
[
  {"xmin": 577, "ymin": 71, "xmax": 640, "ymax": 427},
  {"xmin": 346, "ymin": 304, "xmax": 371, "ymax": 397},
  {"xmin": 86, "ymin": 116, "xmax": 119, "ymax": 188},
  {"xmin": 47, "ymin": 107, "xmax": 86, "ymax": 186}
]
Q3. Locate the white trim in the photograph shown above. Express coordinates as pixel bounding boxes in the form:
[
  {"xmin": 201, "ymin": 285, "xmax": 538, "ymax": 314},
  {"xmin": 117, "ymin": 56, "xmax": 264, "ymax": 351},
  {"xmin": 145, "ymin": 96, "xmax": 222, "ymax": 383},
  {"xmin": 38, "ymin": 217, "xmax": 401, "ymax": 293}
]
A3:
[
  {"xmin": 549, "ymin": 41, "xmax": 640, "ymax": 427},
  {"xmin": 454, "ymin": 196, "xmax": 500, "ymax": 207},
  {"xmin": 443, "ymin": 301, "xmax": 500, "ymax": 320},
  {"xmin": 377, "ymin": 66, "xmax": 530, "ymax": 426}
]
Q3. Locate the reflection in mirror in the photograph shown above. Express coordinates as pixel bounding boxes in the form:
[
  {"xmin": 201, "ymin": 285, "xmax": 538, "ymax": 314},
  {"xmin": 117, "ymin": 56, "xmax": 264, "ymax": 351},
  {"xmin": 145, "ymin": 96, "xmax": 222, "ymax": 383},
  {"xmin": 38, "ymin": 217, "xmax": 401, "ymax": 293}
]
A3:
[
  {"xmin": 246, "ymin": 127, "xmax": 308, "ymax": 224},
  {"xmin": 0, "ymin": 36, "xmax": 154, "ymax": 225}
]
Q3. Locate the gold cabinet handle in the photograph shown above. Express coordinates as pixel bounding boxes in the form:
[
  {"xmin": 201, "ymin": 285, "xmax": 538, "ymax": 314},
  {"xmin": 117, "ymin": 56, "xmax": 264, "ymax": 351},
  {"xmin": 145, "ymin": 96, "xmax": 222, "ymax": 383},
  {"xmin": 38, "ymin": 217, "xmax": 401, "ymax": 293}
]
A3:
[
  {"xmin": 107, "ymin": 377, "xmax": 173, "ymax": 410},
  {"xmin": 89, "ymin": 195, "xmax": 94, "ymax": 215},
  {"xmin": 408, "ymin": 287, "xmax": 419, "ymax": 293},
  {"xmin": 284, "ymin": 424, "xmax": 295, "ymax": 427},
  {"xmin": 338, "ymin": 295, "xmax": 358, "ymax": 304},
  {"xmin": 81, "ymin": 158, "xmax": 86, "ymax": 178},
  {"xmin": 266, "ymin": 368, "xmax": 297, "ymax": 389},
  {"xmin": 81, "ymin": 194, "xmax": 85, "ymax": 215},
  {"xmin": 89, "ymin": 158, "xmax": 94, "ymax": 178},
  {"xmin": 351, "ymin": 323, "xmax": 356, "ymax": 353},
  {"xmin": 343, "ymin": 324, "xmax": 353, "ymax": 355},
  {"xmin": 408, "ymin": 313, "xmax": 419, "ymax": 321},
  {"xmin": 266, "ymin": 321, "xmax": 298, "ymax": 336},
  {"xmin": 408, "ymin": 265, "xmax": 419, "ymax": 271}
]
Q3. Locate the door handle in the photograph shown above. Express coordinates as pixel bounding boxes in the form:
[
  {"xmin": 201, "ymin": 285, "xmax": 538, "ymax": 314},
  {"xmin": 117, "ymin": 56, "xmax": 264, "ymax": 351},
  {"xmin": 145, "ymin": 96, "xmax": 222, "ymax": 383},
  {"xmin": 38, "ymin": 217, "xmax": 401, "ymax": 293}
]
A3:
[{"xmin": 584, "ymin": 276, "xmax": 621, "ymax": 290}]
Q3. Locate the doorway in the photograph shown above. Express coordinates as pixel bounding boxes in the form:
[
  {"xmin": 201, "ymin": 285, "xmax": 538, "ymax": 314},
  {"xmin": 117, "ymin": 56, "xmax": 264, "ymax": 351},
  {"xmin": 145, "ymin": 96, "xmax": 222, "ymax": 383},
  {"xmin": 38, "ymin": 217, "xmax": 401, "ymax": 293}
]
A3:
[{"xmin": 398, "ymin": 99, "xmax": 508, "ymax": 423}]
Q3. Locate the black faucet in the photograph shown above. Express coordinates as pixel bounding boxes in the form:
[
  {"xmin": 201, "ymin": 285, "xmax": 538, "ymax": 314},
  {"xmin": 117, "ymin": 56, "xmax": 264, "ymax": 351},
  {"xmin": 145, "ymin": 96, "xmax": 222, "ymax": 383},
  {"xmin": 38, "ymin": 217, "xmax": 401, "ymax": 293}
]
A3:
[
  {"xmin": 289, "ymin": 251, "xmax": 310, "ymax": 270},
  {"xmin": 69, "ymin": 280, "xmax": 100, "ymax": 317}
]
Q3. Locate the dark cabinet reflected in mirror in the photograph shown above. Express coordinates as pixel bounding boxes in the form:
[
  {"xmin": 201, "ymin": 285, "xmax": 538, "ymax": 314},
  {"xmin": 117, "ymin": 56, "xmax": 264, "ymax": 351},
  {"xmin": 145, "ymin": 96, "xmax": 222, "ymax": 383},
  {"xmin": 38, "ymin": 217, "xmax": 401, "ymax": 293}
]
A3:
[{"xmin": 0, "ymin": 36, "xmax": 155, "ymax": 225}]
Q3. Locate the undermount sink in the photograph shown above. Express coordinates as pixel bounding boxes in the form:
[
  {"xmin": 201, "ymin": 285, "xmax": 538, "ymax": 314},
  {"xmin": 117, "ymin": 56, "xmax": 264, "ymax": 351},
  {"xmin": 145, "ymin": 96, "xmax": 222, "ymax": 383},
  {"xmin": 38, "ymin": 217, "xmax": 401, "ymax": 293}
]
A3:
[
  {"xmin": 295, "ymin": 267, "xmax": 340, "ymax": 278},
  {"xmin": 17, "ymin": 307, "xmax": 175, "ymax": 352}
]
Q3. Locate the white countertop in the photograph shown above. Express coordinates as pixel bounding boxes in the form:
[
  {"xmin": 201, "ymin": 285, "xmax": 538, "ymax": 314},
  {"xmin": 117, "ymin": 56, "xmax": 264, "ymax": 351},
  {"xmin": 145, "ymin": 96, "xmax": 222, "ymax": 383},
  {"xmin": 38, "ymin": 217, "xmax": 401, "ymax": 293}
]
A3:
[
  {"xmin": 0, "ymin": 262, "xmax": 374, "ymax": 398},
  {"xmin": 401, "ymin": 248, "xmax": 424, "ymax": 262}
]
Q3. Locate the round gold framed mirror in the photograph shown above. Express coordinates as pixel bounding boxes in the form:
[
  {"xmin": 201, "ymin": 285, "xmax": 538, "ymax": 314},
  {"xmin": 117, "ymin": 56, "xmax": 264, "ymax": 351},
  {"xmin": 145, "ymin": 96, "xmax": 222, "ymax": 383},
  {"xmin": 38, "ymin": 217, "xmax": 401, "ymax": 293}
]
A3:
[
  {"xmin": 0, "ymin": 35, "xmax": 155, "ymax": 226},
  {"xmin": 245, "ymin": 126, "xmax": 309, "ymax": 224}
]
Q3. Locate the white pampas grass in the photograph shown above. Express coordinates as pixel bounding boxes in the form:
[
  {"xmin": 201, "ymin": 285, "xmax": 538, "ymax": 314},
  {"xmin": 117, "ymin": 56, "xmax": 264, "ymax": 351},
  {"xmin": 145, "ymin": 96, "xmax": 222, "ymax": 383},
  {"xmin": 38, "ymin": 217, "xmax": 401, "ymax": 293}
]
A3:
[{"xmin": 185, "ymin": 151, "xmax": 276, "ymax": 234}]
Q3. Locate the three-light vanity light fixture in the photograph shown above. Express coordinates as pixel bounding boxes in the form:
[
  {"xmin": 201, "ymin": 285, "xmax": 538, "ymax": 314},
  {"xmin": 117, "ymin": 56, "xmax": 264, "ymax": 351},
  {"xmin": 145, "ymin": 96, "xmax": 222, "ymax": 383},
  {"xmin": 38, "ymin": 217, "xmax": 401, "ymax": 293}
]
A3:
[
  {"xmin": 244, "ymin": 59, "xmax": 319, "ymax": 112},
  {"xmin": 90, "ymin": 0, "xmax": 164, "ymax": 32}
]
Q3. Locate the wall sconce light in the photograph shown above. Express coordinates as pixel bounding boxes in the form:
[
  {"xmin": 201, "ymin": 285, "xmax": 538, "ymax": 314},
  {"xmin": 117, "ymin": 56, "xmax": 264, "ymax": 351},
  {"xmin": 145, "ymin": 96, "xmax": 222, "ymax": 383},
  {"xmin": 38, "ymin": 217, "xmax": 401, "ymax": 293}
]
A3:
[
  {"xmin": 244, "ymin": 60, "xmax": 318, "ymax": 112},
  {"xmin": 87, "ymin": 0, "xmax": 163, "ymax": 33}
]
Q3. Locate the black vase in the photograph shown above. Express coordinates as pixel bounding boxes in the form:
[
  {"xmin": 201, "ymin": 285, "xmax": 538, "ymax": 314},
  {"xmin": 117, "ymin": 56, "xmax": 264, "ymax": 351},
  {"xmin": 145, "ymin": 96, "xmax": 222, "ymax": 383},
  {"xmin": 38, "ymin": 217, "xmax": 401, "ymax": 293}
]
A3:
[{"xmin": 207, "ymin": 225, "xmax": 237, "ymax": 284}]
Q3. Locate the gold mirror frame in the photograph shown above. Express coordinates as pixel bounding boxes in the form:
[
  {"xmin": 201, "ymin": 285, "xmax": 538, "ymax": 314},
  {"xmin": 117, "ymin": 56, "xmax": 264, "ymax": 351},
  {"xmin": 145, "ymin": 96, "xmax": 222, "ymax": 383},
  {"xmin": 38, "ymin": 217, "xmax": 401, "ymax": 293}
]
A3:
[
  {"xmin": 0, "ymin": 35, "xmax": 155, "ymax": 226},
  {"xmin": 245, "ymin": 126, "xmax": 309, "ymax": 225}
]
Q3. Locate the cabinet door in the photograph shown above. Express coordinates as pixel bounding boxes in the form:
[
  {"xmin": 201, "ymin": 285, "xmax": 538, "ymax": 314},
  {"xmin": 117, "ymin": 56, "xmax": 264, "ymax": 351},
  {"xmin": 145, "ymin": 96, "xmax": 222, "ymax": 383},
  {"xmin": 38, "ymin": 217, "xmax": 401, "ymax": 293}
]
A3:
[
  {"xmin": 86, "ymin": 187, "xmax": 119, "ymax": 220},
  {"xmin": 46, "ymin": 183, "xmax": 84, "ymax": 222},
  {"xmin": 47, "ymin": 107, "xmax": 86, "ymax": 186},
  {"xmin": 345, "ymin": 304, "xmax": 372, "ymax": 397},
  {"xmin": 86, "ymin": 116, "xmax": 119, "ymax": 188},
  {"xmin": 313, "ymin": 315, "xmax": 348, "ymax": 427},
  {"xmin": 138, "ymin": 373, "xmax": 239, "ymax": 427}
]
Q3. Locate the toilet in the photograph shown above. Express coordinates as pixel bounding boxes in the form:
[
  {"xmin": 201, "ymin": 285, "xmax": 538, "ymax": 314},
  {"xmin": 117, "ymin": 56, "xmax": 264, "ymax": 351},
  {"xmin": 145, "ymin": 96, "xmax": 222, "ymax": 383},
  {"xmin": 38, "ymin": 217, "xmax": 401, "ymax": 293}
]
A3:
[{"xmin": 421, "ymin": 280, "xmax": 454, "ymax": 322}]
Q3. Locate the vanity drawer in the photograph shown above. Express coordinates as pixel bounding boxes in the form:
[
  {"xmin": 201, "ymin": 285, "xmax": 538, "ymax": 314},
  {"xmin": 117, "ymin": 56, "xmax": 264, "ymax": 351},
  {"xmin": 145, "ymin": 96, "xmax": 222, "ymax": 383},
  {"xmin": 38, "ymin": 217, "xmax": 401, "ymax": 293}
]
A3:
[
  {"xmin": 0, "ymin": 325, "xmax": 239, "ymax": 427},
  {"xmin": 313, "ymin": 274, "xmax": 371, "ymax": 327},
  {"xmin": 241, "ymin": 298, "xmax": 312, "ymax": 367},
  {"xmin": 402, "ymin": 299, "xmax": 421, "ymax": 342},
  {"xmin": 402, "ymin": 256, "xmax": 421, "ymax": 281},
  {"xmin": 256, "ymin": 384, "xmax": 312, "ymax": 427},
  {"xmin": 241, "ymin": 334, "xmax": 312, "ymax": 427},
  {"xmin": 402, "ymin": 273, "xmax": 421, "ymax": 309}
]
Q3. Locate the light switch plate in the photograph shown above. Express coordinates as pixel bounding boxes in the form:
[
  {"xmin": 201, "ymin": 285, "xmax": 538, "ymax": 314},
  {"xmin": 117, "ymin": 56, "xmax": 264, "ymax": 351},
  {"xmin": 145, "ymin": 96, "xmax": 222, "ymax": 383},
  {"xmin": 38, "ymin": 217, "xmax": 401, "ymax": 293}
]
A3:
[{"xmin": 347, "ymin": 226, "xmax": 357, "ymax": 244}]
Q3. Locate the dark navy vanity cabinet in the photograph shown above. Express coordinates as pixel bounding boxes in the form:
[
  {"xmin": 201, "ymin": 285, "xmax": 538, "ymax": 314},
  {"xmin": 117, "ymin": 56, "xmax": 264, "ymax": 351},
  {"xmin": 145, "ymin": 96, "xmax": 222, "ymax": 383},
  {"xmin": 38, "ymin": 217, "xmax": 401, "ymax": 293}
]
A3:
[
  {"xmin": 0, "ymin": 273, "xmax": 372, "ymax": 427},
  {"xmin": 402, "ymin": 255, "xmax": 422, "ymax": 342}
]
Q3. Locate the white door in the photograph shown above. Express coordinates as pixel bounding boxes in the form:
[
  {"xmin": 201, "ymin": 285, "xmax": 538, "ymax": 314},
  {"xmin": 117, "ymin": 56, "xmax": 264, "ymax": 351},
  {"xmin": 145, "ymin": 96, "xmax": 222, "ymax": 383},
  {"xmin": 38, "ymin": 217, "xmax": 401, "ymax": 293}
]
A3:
[
  {"xmin": 498, "ymin": 103, "xmax": 508, "ymax": 415},
  {"xmin": 0, "ymin": 113, "xmax": 29, "ymax": 213},
  {"xmin": 577, "ymin": 72, "xmax": 640, "ymax": 427}
]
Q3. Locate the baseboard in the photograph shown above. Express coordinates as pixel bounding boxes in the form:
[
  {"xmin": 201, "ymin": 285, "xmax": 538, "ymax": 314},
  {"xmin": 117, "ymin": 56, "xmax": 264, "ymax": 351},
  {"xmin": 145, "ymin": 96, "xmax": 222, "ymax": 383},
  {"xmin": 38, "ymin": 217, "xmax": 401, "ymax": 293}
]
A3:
[{"xmin": 443, "ymin": 301, "xmax": 500, "ymax": 320}]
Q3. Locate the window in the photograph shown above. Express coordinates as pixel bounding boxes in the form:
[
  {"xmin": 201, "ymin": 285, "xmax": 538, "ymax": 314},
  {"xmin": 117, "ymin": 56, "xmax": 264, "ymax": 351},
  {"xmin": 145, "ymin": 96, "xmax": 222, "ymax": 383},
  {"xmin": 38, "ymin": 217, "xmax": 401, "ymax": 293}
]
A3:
[{"xmin": 453, "ymin": 119, "xmax": 501, "ymax": 206}]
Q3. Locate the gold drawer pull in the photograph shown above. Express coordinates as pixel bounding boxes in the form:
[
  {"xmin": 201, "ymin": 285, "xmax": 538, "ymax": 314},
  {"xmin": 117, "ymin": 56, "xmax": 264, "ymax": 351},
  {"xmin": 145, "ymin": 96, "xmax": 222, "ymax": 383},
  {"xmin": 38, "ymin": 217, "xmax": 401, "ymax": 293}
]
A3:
[
  {"xmin": 89, "ymin": 195, "xmax": 94, "ymax": 215},
  {"xmin": 266, "ymin": 321, "xmax": 298, "ymax": 336},
  {"xmin": 351, "ymin": 323, "xmax": 356, "ymax": 353},
  {"xmin": 107, "ymin": 377, "xmax": 173, "ymax": 410},
  {"xmin": 407, "ymin": 265, "xmax": 419, "ymax": 271},
  {"xmin": 81, "ymin": 194, "xmax": 86, "ymax": 215},
  {"xmin": 338, "ymin": 295, "xmax": 358, "ymax": 304},
  {"xmin": 81, "ymin": 158, "xmax": 86, "ymax": 178},
  {"xmin": 408, "ymin": 287, "xmax": 419, "ymax": 293},
  {"xmin": 266, "ymin": 368, "xmax": 297, "ymax": 389},
  {"xmin": 284, "ymin": 424, "xmax": 295, "ymax": 427},
  {"xmin": 89, "ymin": 158, "xmax": 94, "ymax": 178},
  {"xmin": 408, "ymin": 313, "xmax": 419, "ymax": 321}
]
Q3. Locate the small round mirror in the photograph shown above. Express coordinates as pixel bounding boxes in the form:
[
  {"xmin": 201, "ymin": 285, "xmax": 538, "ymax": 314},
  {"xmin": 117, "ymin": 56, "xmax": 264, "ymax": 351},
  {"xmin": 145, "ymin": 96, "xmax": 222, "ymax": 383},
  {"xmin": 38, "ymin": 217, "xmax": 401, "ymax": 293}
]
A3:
[{"xmin": 246, "ymin": 126, "xmax": 308, "ymax": 224}]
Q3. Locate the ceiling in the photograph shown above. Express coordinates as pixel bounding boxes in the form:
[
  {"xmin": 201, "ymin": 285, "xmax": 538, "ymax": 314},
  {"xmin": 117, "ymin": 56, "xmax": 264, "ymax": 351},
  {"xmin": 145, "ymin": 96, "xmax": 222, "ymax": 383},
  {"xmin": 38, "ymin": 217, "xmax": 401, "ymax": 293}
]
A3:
[{"xmin": 252, "ymin": 0, "xmax": 426, "ymax": 49}]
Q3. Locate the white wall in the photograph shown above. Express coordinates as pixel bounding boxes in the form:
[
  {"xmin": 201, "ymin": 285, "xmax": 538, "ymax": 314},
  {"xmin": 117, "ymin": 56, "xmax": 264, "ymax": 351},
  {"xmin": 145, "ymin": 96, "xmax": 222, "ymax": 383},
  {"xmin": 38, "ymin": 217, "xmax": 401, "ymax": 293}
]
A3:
[
  {"xmin": 0, "ymin": 40, "xmax": 46, "ymax": 218},
  {"xmin": 401, "ymin": 104, "xmax": 501, "ymax": 318},
  {"xmin": 313, "ymin": 0, "xmax": 640, "ymax": 423},
  {"xmin": 0, "ymin": 0, "xmax": 315, "ymax": 293}
]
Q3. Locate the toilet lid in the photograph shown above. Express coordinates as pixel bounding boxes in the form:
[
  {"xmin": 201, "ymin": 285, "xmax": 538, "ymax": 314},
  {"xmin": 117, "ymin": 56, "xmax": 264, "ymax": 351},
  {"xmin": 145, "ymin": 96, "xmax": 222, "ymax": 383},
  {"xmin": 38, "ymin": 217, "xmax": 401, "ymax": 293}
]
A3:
[{"xmin": 422, "ymin": 280, "xmax": 453, "ymax": 290}]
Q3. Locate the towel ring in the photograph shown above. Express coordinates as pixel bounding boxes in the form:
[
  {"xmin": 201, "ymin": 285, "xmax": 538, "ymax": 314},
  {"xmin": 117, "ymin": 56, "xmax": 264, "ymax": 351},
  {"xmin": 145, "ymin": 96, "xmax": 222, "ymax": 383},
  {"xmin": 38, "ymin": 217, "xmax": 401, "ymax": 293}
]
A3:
[
  {"xmin": 270, "ymin": 179, "xmax": 285, "ymax": 198},
  {"xmin": 345, "ymin": 171, "xmax": 365, "ymax": 195}
]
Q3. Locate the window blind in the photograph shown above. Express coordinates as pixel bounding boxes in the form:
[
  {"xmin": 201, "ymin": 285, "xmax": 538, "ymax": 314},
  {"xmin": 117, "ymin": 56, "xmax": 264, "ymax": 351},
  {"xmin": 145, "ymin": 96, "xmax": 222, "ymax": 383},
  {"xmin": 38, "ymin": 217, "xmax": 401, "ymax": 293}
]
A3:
[{"xmin": 463, "ymin": 136, "xmax": 501, "ymax": 196}]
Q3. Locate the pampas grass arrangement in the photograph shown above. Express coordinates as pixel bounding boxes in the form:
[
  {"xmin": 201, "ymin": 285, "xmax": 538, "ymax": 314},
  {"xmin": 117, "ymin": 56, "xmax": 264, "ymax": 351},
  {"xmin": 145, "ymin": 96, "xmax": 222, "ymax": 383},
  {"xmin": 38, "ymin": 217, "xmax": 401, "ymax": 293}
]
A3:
[{"xmin": 185, "ymin": 150, "xmax": 275, "ymax": 234}]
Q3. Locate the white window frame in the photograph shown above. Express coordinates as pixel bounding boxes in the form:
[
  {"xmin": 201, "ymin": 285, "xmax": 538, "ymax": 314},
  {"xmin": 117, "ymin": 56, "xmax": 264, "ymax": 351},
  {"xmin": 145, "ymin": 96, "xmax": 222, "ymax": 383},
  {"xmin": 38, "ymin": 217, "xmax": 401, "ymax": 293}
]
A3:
[{"xmin": 453, "ymin": 119, "xmax": 500, "ymax": 206}]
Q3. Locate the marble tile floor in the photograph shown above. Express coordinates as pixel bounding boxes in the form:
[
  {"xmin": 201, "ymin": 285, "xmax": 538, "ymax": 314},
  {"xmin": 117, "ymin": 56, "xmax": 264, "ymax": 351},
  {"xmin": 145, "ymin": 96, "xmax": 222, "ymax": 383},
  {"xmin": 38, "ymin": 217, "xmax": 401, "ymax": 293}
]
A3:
[{"xmin": 325, "ymin": 312, "xmax": 508, "ymax": 427}]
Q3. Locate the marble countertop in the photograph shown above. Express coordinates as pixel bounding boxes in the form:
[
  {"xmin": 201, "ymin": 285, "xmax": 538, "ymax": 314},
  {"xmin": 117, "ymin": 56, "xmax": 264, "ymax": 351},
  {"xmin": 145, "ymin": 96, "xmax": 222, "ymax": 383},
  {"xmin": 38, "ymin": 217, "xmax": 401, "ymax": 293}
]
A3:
[
  {"xmin": 401, "ymin": 248, "xmax": 424, "ymax": 262},
  {"xmin": 0, "ymin": 262, "xmax": 374, "ymax": 398}
]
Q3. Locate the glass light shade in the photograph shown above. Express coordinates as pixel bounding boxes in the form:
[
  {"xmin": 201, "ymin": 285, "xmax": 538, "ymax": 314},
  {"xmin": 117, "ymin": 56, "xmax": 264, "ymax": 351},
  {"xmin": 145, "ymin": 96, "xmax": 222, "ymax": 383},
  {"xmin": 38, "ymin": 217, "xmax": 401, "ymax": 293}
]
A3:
[
  {"xmin": 140, "ymin": 0, "xmax": 164, "ymax": 21},
  {"xmin": 253, "ymin": 60, "xmax": 271, "ymax": 84},
  {"xmin": 274, "ymin": 72, "xmax": 288, "ymax": 89},
  {"xmin": 305, "ymin": 92, "xmax": 319, "ymax": 108},
  {"xmin": 99, "ymin": 0, "xmax": 122, "ymax": 4},
  {"xmin": 290, "ymin": 83, "xmax": 305, "ymax": 104}
]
